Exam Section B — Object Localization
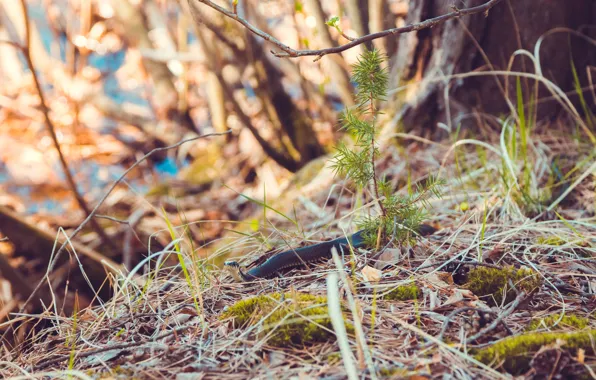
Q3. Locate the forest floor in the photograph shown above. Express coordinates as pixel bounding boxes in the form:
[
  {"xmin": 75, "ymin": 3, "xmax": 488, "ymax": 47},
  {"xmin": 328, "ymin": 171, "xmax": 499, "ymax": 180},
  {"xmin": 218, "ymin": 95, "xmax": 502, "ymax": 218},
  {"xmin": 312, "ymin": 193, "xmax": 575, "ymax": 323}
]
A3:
[{"xmin": 4, "ymin": 125, "xmax": 596, "ymax": 379}]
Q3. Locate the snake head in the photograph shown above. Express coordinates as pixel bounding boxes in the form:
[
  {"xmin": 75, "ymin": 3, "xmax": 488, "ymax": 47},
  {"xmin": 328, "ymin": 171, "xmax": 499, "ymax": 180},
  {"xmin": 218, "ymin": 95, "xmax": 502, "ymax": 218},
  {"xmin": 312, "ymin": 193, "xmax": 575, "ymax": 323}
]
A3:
[{"xmin": 224, "ymin": 260, "xmax": 246, "ymax": 282}]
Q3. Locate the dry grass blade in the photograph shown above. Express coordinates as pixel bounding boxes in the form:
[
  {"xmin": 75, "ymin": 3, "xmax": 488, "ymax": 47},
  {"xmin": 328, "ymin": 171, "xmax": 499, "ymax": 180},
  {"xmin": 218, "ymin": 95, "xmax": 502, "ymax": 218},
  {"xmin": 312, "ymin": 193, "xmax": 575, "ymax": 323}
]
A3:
[
  {"xmin": 326, "ymin": 272, "xmax": 358, "ymax": 380},
  {"xmin": 330, "ymin": 246, "xmax": 377, "ymax": 379}
]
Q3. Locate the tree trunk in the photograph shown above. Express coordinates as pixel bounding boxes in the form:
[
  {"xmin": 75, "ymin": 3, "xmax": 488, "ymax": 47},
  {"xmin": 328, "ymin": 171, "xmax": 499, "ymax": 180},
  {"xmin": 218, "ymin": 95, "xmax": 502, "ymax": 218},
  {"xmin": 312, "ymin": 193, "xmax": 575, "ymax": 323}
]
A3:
[
  {"xmin": 304, "ymin": 0, "xmax": 355, "ymax": 108},
  {"xmin": 110, "ymin": 0, "xmax": 200, "ymax": 134},
  {"xmin": 386, "ymin": 0, "xmax": 596, "ymax": 138}
]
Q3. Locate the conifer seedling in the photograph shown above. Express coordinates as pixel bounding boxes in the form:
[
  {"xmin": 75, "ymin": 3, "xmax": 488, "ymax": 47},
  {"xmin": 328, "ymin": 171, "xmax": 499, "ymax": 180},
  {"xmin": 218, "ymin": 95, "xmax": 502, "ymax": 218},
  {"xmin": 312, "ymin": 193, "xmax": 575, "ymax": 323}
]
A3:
[{"xmin": 331, "ymin": 49, "xmax": 443, "ymax": 247}]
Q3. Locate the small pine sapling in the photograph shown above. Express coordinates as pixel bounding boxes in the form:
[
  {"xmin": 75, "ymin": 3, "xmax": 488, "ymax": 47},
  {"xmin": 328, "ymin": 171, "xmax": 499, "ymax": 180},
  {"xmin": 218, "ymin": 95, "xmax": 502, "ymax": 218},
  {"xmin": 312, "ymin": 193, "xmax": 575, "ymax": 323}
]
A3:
[{"xmin": 331, "ymin": 49, "xmax": 443, "ymax": 247}]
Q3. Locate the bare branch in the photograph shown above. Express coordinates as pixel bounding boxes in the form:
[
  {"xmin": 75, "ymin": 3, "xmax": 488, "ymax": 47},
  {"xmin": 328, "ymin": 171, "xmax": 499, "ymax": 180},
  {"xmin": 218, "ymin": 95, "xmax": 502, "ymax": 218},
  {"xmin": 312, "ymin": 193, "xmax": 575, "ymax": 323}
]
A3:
[
  {"xmin": 0, "ymin": 40, "xmax": 24, "ymax": 49},
  {"xmin": 191, "ymin": 0, "xmax": 505, "ymax": 60},
  {"xmin": 16, "ymin": 0, "xmax": 118, "ymax": 252},
  {"xmin": 192, "ymin": 0, "xmax": 293, "ymax": 52}
]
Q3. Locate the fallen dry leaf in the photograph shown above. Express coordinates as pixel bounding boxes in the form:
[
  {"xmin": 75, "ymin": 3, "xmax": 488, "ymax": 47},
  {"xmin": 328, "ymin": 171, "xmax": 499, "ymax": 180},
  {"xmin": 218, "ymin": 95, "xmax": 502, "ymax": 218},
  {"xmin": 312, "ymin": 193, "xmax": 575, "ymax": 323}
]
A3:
[
  {"xmin": 361, "ymin": 265, "xmax": 382, "ymax": 283},
  {"xmin": 437, "ymin": 271, "xmax": 455, "ymax": 285},
  {"xmin": 483, "ymin": 243, "xmax": 505, "ymax": 262},
  {"xmin": 374, "ymin": 248, "xmax": 401, "ymax": 269},
  {"xmin": 424, "ymin": 272, "xmax": 452, "ymax": 289},
  {"xmin": 443, "ymin": 290, "xmax": 465, "ymax": 307}
]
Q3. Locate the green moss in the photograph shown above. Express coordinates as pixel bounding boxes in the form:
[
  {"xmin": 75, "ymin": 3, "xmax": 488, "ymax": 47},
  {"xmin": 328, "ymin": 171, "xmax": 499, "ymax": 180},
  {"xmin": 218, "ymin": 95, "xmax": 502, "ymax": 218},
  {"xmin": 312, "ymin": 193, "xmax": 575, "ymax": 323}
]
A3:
[
  {"xmin": 536, "ymin": 236, "xmax": 593, "ymax": 255},
  {"xmin": 465, "ymin": 266, "xmax": 542, "ymax": 306},
  {"xmin": 383, "ymin": 284, "xmax": 420, "ymax": 301},
  {"xmin": 474, "ymin": 330, "xmax": 596, "ymax": 374},
  {"xmin": 180, "ymin": 143, "xmax": 223, "ymax": 184},
  {"xmin": 146, "ymin": 182, "xmax": 171, "ymax": 196},
  {"xmin": 221, "ymin": 292, "xmax": 354, "ymax": 347},
  {"xmin": 86, "ymin": 366, "xmax": 141, "ymax": 380},
  {"xmin": 326, "ymin": 352, "xmax": 342, "ymax": 365},
  {"xmin": 378, "ymin": 367, "xmax": 412, "ymax": 377},
  {"xmin": 536, "ymin": 236, "xmax": 567, "ymax": 246},
  {"xmin": 528, "ymin": 313, "xmax": 589, "ymax": 331}
]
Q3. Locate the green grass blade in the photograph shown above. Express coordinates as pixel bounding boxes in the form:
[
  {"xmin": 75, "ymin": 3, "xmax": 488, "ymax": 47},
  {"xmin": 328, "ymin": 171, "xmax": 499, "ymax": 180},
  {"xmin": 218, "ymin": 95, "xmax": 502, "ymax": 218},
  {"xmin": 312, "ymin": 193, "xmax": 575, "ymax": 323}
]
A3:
[
  {"xmin": 163, "ymin": 208, "xmax": 201, "ymax": 314},
  {"xmin": 224, "ymin": 184, "xmax": 298, "ymax": 227}
]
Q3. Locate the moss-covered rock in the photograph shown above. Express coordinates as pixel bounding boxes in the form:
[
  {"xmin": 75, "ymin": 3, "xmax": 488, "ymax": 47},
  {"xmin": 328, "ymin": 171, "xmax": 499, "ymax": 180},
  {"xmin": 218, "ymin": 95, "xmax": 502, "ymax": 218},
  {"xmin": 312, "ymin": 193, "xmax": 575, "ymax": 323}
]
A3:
[
  {"xmin": 474, "ymin": 330, "xmax": 596, "ymax": 374},
  {"xmin": 221, "ymin": 292, "xmax": 353, "ymax": 347},
  {"xmin": 383, "ymin": 284, "xmax": 420, "ymax": 301},
  {"xmin": 527, "ymin": 313, "xmax": 590, "ymax": 331},
  {"xmin": 464, "ymin": 266, "xmax": 542, "ymax": 306}
]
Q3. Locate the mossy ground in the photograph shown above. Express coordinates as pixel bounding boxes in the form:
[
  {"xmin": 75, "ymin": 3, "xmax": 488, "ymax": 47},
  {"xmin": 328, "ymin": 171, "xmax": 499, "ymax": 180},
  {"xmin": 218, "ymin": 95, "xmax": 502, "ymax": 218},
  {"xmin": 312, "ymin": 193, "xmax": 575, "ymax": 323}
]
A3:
[
  {"xmin": 464, "ymin": 266, "xmax": 543, "ymax": 306},
  {"xmin": 383, "ymin": 284, "xmax": 420, "ymax": 301},
  {"xmin": 87, "ymin": 366, "xmax": 141, "ymax": 380},
  {"xmin": 474, "ymin": 330, "xmax": 596, "ymax": 374},
  {"xmin": 527, "ymin": 313, "xmax": 590, "ymax": 331},
  {"xmin": 221, "ymin": 292, "xmax": 354, "ymax": 347},
  {"xmin": 7, "ymin": 114, "xmax": 595, "ymax": 379}
]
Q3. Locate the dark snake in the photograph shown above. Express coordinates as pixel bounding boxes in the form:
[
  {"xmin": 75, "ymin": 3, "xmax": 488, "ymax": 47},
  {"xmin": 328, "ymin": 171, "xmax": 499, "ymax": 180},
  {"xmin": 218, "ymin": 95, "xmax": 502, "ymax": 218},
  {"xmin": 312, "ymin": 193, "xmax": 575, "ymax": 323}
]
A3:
[{"xmin": 225, "ymin": 224, "xmax": 436, "ymax": 282}]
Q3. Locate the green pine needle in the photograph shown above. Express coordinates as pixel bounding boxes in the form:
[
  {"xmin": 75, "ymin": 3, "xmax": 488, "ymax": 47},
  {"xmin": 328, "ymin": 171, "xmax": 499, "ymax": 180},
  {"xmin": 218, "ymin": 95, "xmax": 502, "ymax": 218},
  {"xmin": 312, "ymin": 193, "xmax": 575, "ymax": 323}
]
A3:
[{"xmin": 332, "ymin": 48, "xmax": 441, "ymax": 247}]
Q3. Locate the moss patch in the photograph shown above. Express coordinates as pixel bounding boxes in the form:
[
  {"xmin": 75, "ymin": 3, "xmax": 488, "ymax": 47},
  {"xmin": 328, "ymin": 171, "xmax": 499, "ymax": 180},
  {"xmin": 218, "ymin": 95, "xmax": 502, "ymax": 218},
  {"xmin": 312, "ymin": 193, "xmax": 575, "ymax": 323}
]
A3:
[
  {"xmin": 464, "ymin": 266, "xmax": 542, "ymax": 306},
  {"xmin": 527, "ymin": 313, "xmax": 589, "ymax": 331},
  {"xmin": 474, "ymin": 330, "xmax": 596, "ymax": 374},
  {"xmin": 536, "ymin": 236, "xmax": 567, "ymax": 246},
  {"xmin": 383, "ymin": 284, "xmax": 420, "ymax": 301},
  {"xmin": 378, "ymin": 367, "xmax": 414, "ymax": 377},
  {"xmin": 87, "ymin": 366, "xmax": 141, "ymax": 380},
  {"xmin": 221, "ymin": 292, "xmax": 353, "ymax": 347},
  {"xmin": 326, "ymin": 352, "xmax": 342, "ymax": 365}
]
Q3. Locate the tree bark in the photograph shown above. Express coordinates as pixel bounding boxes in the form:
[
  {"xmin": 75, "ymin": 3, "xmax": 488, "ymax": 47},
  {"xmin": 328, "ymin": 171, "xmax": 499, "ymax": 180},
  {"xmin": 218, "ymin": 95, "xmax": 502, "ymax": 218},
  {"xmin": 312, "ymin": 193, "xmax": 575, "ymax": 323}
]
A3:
[{"xmin": 386, "ymin": 0, "xmax": 596, "ymax": 138}]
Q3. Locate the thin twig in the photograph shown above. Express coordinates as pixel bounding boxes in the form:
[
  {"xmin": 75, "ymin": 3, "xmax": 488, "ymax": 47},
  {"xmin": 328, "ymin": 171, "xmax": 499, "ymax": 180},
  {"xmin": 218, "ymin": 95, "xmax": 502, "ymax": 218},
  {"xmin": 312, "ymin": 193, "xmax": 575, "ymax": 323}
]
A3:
[
  {"xmin": 192, "ymin": 0, "xmax": 504, "ymax": 61},
  {"xmin": 465, "ymin": 291, "xmax": 526, "ymax": 344},
  {"xmin": 436, "ymin": 307, "xmax": 480, "ymax": 344},
  {"xmin": 0, "ymin": 40, "xmax": 24, "ymax": 49},
  {"xmin": 186, "ymin": 0, "xmax": 245, "ymax": 57},
  {"xmin": 16, "ymin": 0, "xmax": 117, "ymax": 252},
  {"xmin": 433, "ymin": 306, "xmax": 512, "ymax": 346},
  {"xmin": 388, "ymin": 315, "xmax": 508, "ymax": 379}
]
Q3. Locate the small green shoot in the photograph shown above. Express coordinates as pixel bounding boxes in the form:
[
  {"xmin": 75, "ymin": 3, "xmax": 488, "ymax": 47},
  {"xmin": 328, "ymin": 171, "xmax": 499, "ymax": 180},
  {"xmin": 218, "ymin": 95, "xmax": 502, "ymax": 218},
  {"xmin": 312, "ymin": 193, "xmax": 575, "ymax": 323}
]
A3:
[
  {"xmin": 326, "ymin": 16, "xmax": 340, "ymax": 29},
  {"xmin": 331, "ymin": 49, "xmax": 442, "ymax": 247},
  {"xmin": 163, "ymin": 208, "xmax": 201, "ymax": 316},
  {"xmin": 67, "ymin": 292, "xmax": 79, "ymax": 376},
  {"xmin": 224, "ymin": 184, "xmax": 298, "ymax": 228},
  {"xmin": 479, "ymin": 199, "xmax": 488, "ymax": 260},
  {"xmin": 115, "ymin": 327, "xmax": 126, "ymax": 338},
  {"xmin": 570, "ymin": 58, "xmax": 594, "ymax": 131},
  {"xmin": 516, "ymin": 77, "xmax": 531, "ymax": 195}
]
